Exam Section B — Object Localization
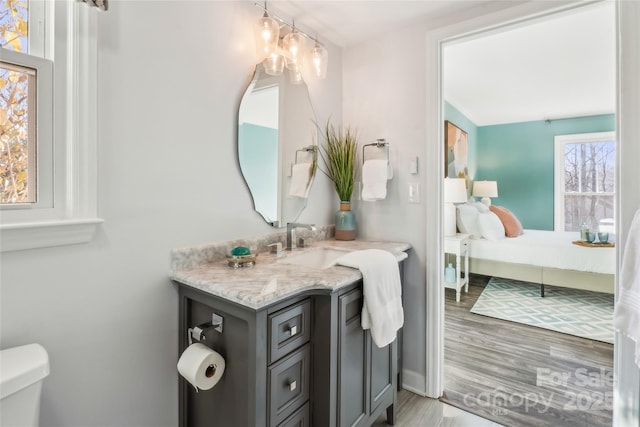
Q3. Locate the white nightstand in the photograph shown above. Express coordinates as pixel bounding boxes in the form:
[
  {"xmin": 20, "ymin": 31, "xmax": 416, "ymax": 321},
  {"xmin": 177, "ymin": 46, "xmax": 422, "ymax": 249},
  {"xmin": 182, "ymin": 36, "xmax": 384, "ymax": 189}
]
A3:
[{"xmin": 444, "ymin": 233, "xmax": 470, "ymax": 302}]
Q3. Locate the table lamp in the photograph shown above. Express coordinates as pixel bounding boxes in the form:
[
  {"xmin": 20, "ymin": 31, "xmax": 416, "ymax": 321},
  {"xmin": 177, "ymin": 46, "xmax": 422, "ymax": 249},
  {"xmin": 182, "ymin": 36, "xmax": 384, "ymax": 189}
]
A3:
[
  {"xmin": 444, "ymin": 178, "xmax": 467, "ymax": 236},
  {"xmin": 472, "ymin": 180, "xmax": 498, "ymax": 206}
]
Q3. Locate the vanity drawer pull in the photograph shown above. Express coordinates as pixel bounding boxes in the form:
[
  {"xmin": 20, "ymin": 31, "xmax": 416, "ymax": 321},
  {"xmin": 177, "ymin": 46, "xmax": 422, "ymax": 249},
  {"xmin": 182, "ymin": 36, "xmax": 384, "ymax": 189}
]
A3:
[
  {"xmin": 268, "ymin": 344, "xmax": 310, "ymax": 426},
  {"xmin": 268, "ymin": 299, "xmax": 311, "ymax": 364}
]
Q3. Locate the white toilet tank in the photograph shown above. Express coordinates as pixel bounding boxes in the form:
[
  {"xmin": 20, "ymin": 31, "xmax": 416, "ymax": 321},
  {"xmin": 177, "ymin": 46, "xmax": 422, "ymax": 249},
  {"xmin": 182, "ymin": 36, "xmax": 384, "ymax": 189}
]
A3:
[{"xmin": 1, "ymin": 343, "xmax": 50, "ymax": 427}]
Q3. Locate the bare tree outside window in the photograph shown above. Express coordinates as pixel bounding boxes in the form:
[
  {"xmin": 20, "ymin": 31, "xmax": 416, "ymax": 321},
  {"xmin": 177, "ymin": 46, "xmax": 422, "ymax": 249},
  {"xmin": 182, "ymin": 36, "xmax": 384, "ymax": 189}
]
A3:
[
  {"xmin": 1, "ymin": 0, "xmax": 33, "ymax": 204},
  {"xmin": 1, "ymin": 0, "xmax": 28, "ymax": 53},
  {"xmin": 563, "ymin": 140, "xmax": 615, "ymax": 231}
]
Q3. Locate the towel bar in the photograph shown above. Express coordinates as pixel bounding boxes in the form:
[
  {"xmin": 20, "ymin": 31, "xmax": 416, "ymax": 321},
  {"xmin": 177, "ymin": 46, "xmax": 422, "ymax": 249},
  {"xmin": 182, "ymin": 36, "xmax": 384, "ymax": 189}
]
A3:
[
  {"xmin": 362, "ymin": 139, "xmax": 390, "ymax": 164},
  {"xmin": 294, "ymin": 145, "xmax": 317, "ymax": 165},
  {"xmin": 362, "ymin": 139, "xmax": 393, "ymax": 180}
]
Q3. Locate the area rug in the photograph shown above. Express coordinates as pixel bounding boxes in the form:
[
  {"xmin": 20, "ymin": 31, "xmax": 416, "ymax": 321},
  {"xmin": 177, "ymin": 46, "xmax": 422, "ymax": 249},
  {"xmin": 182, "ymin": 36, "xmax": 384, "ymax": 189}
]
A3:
[{"xmin": 470, "ymin": 277, "xmax": 614, "ymax": 344}]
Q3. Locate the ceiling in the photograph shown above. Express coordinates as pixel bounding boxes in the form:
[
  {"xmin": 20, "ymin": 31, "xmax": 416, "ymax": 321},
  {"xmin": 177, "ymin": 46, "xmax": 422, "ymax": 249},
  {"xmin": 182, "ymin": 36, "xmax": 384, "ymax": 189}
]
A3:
[
  {"xmin": 269, "ymin": 1, "xmax": 492, "ymax": 47},
  {"xmin": 444, "ymin": 2, "xmax": 616, "ymax": 125},
  {"xmin": 267, "ymin": 1, "xmax": 616, "ymax": 126}
]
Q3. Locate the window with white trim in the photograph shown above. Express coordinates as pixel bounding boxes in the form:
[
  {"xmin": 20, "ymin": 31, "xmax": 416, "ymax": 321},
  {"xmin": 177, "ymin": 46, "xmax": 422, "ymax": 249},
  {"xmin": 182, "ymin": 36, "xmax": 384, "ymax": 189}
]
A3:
[
  {"xmin": 0, "ymin": 0, "xmax": 102, "ymax": 252},
  {"xmin": 1, "ymin": 0, "xmax": 51, "ymax": 206},
  {"xmin": 554, "ymin": 131, "xmax": 616, "ymax": 232},
  {"xmin": 0, "ymin": 61, "xmax": 37, "ymax": 204}
]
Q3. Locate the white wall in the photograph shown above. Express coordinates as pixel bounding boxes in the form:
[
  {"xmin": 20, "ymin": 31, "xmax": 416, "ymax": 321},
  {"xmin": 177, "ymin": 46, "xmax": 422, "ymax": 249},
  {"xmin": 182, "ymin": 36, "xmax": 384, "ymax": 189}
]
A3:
[
  {"xmin": 342, "ymin": 0, "xmax": 535, "ymax": 393},
  {"xmin": 0, "ymin": 2, "xmax": 340, "ymax": 426},
  {"xmin": 344, "ymin": 2, "xmax": 640, "ymax": 413},
  {"xmin": 343, "ymin": 25, "xmax": 429, "ymax": 390}
]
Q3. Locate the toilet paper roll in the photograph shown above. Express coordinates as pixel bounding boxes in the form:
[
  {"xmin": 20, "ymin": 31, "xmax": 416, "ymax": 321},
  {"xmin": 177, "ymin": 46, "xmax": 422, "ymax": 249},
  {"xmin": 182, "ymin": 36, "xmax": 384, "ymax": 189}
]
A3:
[{"xmin": 177, "ymin": 343, "xmax": 225, "ymax": 392}]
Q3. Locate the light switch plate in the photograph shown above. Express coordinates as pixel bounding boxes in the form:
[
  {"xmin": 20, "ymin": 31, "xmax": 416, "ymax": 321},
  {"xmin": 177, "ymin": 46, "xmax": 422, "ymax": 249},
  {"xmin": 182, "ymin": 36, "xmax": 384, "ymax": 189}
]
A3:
[
  {"xmin": 408, "ymin": 182, "xmax": 420, "ymax": 203},
  {"xmin": 409, "ymin": 157, "xmax": 419, "ymax": 174}
]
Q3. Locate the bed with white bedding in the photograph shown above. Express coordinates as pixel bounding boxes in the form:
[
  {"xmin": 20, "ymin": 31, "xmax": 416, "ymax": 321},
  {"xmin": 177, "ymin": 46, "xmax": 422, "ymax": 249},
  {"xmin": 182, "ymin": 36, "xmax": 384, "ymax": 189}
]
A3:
[{"xmin": 467, "ymin": 229, "xmax": 615, "ymax": 294}]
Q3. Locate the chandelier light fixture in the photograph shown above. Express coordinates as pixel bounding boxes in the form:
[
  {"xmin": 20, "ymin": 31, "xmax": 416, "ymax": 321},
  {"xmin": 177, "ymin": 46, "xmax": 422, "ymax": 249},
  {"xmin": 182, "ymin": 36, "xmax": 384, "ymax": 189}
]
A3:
[
  {"xmin": 253, "ymin": 2, "xmax": 328, "ymax": 83},
  {"xmin": 308, "ymin": 39, "xmax": 328, "ymax": 80},
  {"xmin": 254, "ymin": 9, "xmax": 279, "ymax": 60},
  {"xmin": 283, "ymin": 27, "xmax": 305, "ymax": 70}
]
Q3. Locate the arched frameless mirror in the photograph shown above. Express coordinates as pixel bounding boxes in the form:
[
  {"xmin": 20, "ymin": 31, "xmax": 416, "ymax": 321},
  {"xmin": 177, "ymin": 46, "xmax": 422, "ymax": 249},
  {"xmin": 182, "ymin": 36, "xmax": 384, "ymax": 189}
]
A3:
[{"xmin": 238, "ymin": 65, "xmax": 317, "ymax": 227}]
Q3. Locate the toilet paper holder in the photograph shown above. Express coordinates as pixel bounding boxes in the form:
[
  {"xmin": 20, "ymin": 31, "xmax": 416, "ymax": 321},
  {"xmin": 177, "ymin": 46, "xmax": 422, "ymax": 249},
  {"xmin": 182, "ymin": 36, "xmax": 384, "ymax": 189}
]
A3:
[{"xmin": 188, "ymin": 313, "xmax": 224, "ymax": 345}]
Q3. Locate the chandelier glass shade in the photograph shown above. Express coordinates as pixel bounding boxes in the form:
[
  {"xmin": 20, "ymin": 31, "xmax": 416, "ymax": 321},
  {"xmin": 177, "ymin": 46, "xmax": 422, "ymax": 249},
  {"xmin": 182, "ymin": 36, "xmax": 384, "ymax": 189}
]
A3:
[
  {"xmin": 254, "ymin": 12, "xmax": 279, "ymax": 61},
  {"xmin": 254, "ymin": 3, "xmax": 328, "ymax": 82}
]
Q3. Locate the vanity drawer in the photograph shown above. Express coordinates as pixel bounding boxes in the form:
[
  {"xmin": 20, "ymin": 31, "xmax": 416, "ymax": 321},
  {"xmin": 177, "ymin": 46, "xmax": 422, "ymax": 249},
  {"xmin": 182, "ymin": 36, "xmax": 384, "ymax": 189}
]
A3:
[
  {"xmin": 278, "ymin": 401, "xmax": 310, "ymax": 427},
  {"xmin": 268, "ymin": 299, "xmax": 311, "ymax": 363},
  {"xmin": 268, "ymin": 344, "xmax": 311, "ymax": 426}
]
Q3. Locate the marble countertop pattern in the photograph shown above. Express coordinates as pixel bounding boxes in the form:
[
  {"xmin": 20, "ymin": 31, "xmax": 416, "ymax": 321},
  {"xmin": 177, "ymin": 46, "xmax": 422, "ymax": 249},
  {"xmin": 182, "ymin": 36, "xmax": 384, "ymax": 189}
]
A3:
[{"xmin": 170, "ymin": 238, "xmax": 411, "ymax": 310}]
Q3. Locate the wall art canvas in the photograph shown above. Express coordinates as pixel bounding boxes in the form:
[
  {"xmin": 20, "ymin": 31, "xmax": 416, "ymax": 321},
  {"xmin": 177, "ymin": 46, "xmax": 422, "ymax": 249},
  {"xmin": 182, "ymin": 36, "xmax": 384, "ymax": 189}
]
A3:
[{"xmin": 445, "ymin": 120, "xmax": 469, "ymax": 184}]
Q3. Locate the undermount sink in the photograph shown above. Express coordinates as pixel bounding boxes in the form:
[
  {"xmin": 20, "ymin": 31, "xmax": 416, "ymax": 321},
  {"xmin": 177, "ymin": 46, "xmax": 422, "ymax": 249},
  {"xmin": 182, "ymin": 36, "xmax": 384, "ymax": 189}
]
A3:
[{"xmin": 278, "ymin": 247, "xmax": 352, "ymax": 269}]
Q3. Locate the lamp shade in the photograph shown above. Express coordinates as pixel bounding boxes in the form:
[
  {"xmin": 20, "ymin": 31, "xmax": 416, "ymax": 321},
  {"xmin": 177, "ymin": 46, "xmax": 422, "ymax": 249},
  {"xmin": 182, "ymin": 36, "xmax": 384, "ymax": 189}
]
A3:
[
  {"xmin": 444, "ymin": 178, "xmax": 468, "ymax": 204},
  {"xmin": 443, "ymin": 178, "xmax": 466, "ymax": 236},
  {"xmin": 288, "ymin": 66, "xmax": 303, "ymax": 84},
  {"xmin": 263, "ymin": 52, "xmax": 285, "ymax": 75},
  {"xmin": 254, "ymin": 13, "xmax": 279, "ymax": 61},
  {"xmin": 283, "ymin": 30, "xmax": 306, "ymax": 70},
  {"xmin": 305, "ymin": 41, "xmax": 328, "ymax": 80},
  {"xmin": 472, "ymin": 180, "xmax": 498, "ymax": 198}
]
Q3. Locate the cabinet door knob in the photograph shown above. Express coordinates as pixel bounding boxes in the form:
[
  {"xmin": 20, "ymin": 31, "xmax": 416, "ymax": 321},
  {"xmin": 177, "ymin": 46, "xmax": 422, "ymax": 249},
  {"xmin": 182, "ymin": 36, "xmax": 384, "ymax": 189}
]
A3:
[
  {"xmin": 288, "ymin": 325, "xmax": 297, "ymax": 336},
  {"xmin": 288, "ymin": 380, "xmax": 297, "ymax": 391}
]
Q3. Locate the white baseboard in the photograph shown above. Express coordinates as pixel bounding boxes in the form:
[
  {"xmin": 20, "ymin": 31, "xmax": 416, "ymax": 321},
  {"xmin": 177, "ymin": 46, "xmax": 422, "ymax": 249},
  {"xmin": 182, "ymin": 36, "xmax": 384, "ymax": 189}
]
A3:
[{"xmin": 401, "ymin": 369, "xmax": 427, "ymax": 396}]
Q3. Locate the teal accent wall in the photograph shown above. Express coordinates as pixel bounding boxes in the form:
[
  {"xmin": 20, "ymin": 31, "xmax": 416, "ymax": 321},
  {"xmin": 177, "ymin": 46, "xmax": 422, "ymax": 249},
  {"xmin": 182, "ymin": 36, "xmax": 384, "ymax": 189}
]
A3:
[
  {"xmin": 238, "ymin": 123, "xmax": 279, "ymax": 221},
  {"xmin": 444, "ymin": 102, "xmax": 478, "ymax": 182},
  {"xmin": 476, "ymin": 114, "xmax": 615, "ymax": 230}
]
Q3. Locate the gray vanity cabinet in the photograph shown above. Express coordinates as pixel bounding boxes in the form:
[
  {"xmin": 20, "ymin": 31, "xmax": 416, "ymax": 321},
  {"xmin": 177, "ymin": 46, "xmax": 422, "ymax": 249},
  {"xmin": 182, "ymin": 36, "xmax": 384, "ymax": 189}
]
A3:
[
  {"xmin": 177, "ymin": 288, "xmax": 312, "ymax": 427},
  {"xmin": 311, "ymin": 280, "xmax": 397, "ymax": 427},
  {"xmin": 176, "ymin": 277, "xmax": 399, "ymax": 427},
  {"xmin": 338, "ymin": 288, "xmax": 368, "ymax": 426},
  {"xmin": 337, "ymin": 287, "xmax": 396, "ymax": 427},
  {"xmin": 267, "ymin": 300, "xmax": 312, "ymax": 426}
]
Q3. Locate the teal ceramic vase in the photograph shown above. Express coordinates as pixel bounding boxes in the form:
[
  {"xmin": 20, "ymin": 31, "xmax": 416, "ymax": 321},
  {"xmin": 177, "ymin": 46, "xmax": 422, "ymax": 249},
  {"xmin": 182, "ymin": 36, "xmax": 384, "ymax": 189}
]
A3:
[
  {"xmin": 335, "ymin": 201, "xmax": 356, "ymax": 241},
  {"xmin": 445, "ymin": 263, "xmax": 456, "ymax": 283}
]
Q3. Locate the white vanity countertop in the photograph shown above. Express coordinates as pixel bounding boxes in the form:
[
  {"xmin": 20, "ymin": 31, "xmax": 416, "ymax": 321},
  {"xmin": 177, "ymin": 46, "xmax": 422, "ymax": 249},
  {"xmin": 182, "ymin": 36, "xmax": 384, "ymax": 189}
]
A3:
[{"xmin": 170, "ymin": 239, "xmax": 410, "ymax": 310}]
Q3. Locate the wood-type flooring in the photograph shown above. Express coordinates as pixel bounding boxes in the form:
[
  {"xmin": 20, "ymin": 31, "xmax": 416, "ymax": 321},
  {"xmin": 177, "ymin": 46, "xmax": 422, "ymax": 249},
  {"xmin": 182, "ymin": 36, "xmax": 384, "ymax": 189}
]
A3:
[
  {"xmin": 372, "ymin": 389, "xmax": 503, "ymax": 426},
  {"xmin": 442, "ymin": 274, "xmax": 613, "ymax": 427}
]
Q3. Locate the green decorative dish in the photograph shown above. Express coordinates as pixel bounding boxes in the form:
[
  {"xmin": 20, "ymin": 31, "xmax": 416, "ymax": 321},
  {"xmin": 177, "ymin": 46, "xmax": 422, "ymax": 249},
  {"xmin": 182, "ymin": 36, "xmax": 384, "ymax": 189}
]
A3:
[
  {"xmin": 226, "ymin": 253, "xmax": 258, "ymax": 268},
  {"xmin": 230, "ymin": 246, "xmax": 251, "ymax": 256}
]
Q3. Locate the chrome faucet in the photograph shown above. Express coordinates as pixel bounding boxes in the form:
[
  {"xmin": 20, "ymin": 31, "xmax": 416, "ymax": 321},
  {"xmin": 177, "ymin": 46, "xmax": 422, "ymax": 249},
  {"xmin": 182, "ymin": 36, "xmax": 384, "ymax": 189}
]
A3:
[{"xmin": 286, "ymin": 223, "xmax": 316, "ymax": 250}]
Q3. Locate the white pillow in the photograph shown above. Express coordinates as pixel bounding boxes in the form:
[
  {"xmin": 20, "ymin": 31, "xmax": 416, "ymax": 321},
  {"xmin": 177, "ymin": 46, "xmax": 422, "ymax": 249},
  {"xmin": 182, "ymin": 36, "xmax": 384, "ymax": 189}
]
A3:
[
  {"xmin": 477, "ymin": 211, "xmax": 506, "ymax": 240},
  {"xmin": 470, "ymin": 201, "xmax": 490, "ymax": 213},
  {"xmin": 456, "ymin": 204, "xmax": 482, "ymax": 238}
]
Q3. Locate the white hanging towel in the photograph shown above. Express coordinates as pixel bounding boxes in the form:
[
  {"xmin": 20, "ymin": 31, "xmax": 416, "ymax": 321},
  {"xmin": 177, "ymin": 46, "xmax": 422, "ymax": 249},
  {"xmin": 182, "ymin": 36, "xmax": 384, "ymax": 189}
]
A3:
[
  {"xmin": 335, "ymin": 249, "xmax": 404, "ymax": 347},
  {"xmin": 361, "ymin": 159, "xmax": 388, "ymax": 201},
  {"xmin": 288, "ymin": 163, "xmax": 312, "ymax": 198},
  {"xmin": 614, "ymin": 209, "xmax": 640, "ymax": 368}
]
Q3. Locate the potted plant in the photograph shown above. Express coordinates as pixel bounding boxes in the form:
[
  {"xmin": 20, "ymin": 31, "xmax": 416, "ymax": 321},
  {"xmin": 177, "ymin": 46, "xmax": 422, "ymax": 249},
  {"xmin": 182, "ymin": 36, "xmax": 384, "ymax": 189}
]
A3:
[{"xmin": 319, "ymin": 120, "xmax": 358, "ymax": 240}]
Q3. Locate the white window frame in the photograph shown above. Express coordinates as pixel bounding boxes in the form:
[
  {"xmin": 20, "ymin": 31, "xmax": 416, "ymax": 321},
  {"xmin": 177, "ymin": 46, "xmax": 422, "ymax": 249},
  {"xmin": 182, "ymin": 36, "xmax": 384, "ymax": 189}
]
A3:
[
  {"xmin": 553, "ymin": 131, "xmax": 616, "ymax": 232},
  {"xmin": 1, "ymin": 50, "xmax": 54, "ymax": 209},
  {"xmin": 0, "ymin": 1, "xmax": 102, "ymax": 252}
]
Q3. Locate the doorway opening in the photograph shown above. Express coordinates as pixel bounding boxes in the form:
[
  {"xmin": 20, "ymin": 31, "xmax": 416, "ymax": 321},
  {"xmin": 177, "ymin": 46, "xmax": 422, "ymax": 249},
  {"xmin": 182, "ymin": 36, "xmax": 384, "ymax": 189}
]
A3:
[{"xmin": 440, "ymin": 3, "xmax": 616, "ymax": 425}]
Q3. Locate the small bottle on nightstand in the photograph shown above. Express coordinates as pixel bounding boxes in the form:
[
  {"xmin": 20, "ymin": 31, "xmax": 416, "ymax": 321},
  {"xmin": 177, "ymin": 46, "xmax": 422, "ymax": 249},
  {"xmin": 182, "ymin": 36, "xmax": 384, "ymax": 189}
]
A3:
[{"xmin": 445, "ymin": 263, "xmax": 456, "ymax": 283}]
